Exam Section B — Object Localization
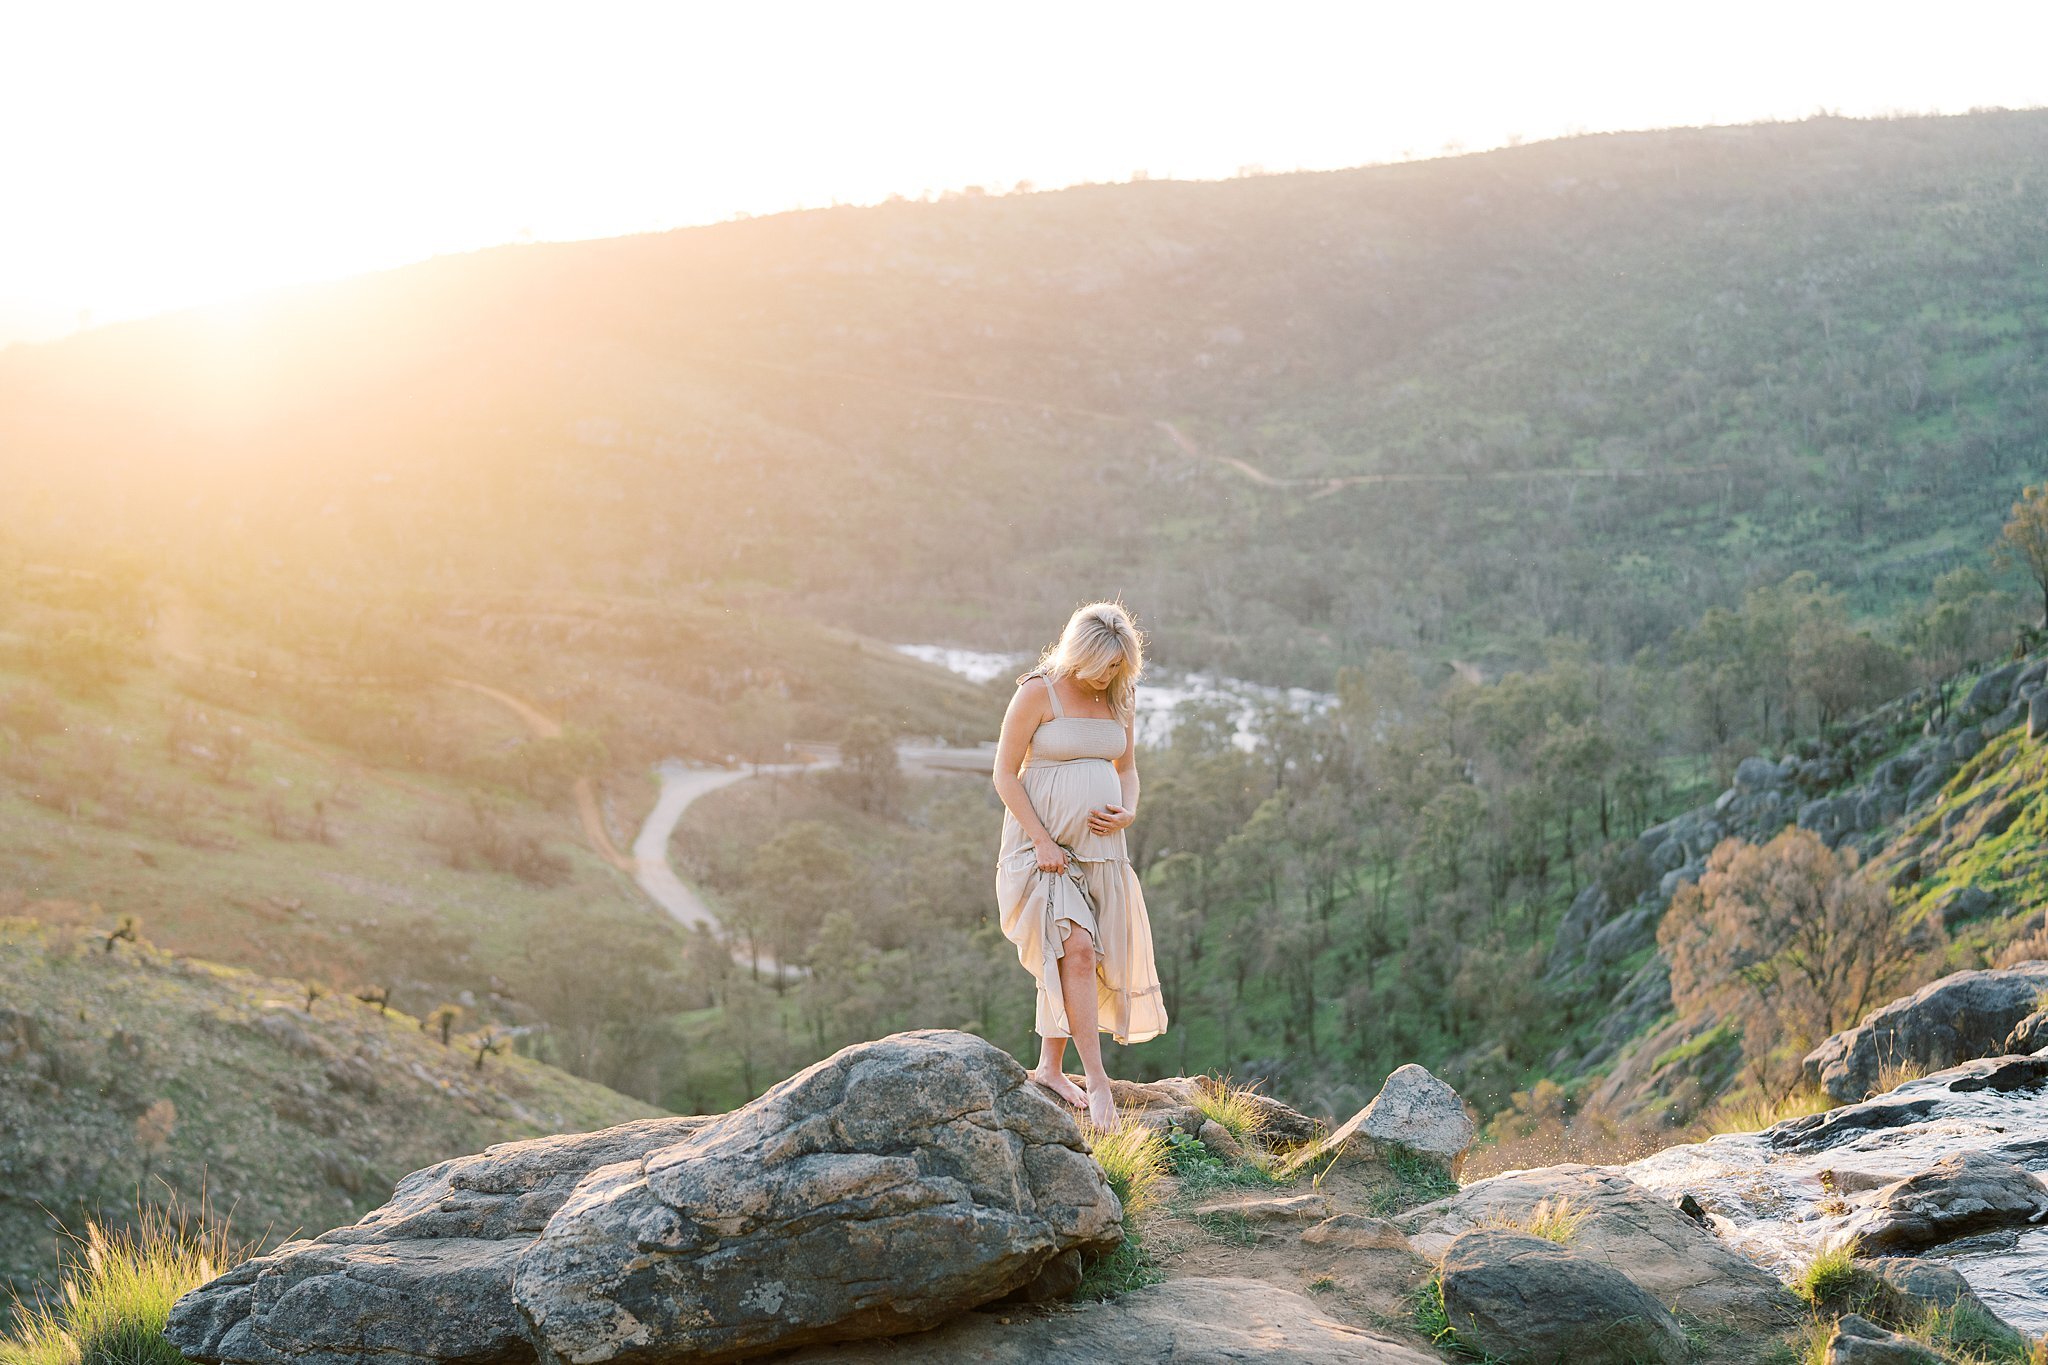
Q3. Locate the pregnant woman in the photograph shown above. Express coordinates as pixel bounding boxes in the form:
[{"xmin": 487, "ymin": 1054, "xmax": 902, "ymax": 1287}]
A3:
[{"xmin": 993, "ymin": 601, "xmax": 1168, "ymax": 1130}]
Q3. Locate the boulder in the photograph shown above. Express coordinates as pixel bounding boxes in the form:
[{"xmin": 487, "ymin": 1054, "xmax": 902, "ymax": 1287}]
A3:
[
  {"xmin": 1437, "ymin": 1229, "xmax": 1689, "ymax": 1365},
  {"xmin": 1186, "ymin": 1192, "xmax": 1331, "ymax": 1224},
  {"xmin": 1300, "ymin": 1213, "xmax": 1412, "ymax": 1251},
  {"xmin": 1841, "ymin": 1151, "xmax": 2048, "ymax": 1251},
  {"xmin": 1861, "ymin": 1257, "xmax": 2009, "ymax": 1327},
  {"xmin": 1734, "ymin": 755, "xmax": 1785, "ymax": 791},
  {"xmin": 778, "ymin": 1277, "xmax": 1441, "ymax": 1364},
  {"xmin": 1802, "ymin": 962, "xmax": 2048, "ymax": 1101},
  {"xmin": 1401, "ymin": 1165, "xmax": 1797, "ymax": 1329},
  {"xmin": 2032, "ymin": 689, "xmax": 2048, "ymax": 742},
  {"xmin": 1964, "ymin": 663, "xmax": 2023, "ymax": 718},
  {"xmin": 1825, "ymin": 1313, "xmax": 1941, "ymax": 1364},
  {"xmin": 1283, "ymin": 1064, "xmax": 1473, "ymax": 1174},
  {"xmin": 1584, "ymin": 905, "xmax": 1657, "ymax": 971},
  {"xmin": 2005, "ymin": 1009, "xmax": 2048, "ymax": 1055},
  {"xmin": 168, "ymin": 1030, "xmax": 1122, "ymax": 1365},
  {"xmin": 1546, "ymin": 883, "xmax": 1615, "ymax": 973},
  {"xmin": 1932, "ymin": 884, "xmax": 1996, "ymax": 930},
  {"xmin": 1905, "ymin": 760, "xmax": 1957, "ymax": 808}
]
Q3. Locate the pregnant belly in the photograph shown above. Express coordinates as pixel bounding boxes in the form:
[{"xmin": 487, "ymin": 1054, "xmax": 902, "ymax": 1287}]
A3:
[{"xmin": 1024, "ymin": 760, "xmax": 1122, "ymax": 845}]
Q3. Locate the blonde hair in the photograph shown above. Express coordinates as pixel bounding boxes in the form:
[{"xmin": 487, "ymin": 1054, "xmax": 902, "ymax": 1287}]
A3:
[{"xmin": 1021, "ymin": 601, "xmax": 1146, "ymax": 724}]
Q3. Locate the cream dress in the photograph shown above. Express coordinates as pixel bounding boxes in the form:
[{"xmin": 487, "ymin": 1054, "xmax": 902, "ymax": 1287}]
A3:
[{"xmin": 996, "ymin": 673, "xmax": 1169, "ymax": 1045}]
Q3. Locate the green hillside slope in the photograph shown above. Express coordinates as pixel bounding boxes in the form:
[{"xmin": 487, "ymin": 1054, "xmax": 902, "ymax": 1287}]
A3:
[{"xmin": 0, "ymin": 918, "xmax": 662, "ymax": 1315}]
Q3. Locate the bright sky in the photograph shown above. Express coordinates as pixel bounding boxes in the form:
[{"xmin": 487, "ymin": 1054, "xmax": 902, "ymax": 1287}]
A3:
[{"xmin": 4, "ymin": 0, "xmax": 2045, "ymax": 343}]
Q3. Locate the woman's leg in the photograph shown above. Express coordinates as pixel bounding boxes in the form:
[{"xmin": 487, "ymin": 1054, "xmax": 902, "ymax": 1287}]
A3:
[{"xmin": 1055, "ymin": 931, "xmax": 1118, "ymax": 1129}]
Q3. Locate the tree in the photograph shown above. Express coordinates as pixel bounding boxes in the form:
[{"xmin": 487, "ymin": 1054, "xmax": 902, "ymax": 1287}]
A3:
[
  {"xmin": 837, "ymin": 716, "xmax": 902, "ymax": 816},
  {"xmin": 425, "ymin": 1004, "xmax": 462, "ymax": 1046},
  {"xmin": 1995, "ymin": 484, "xmax": 2048, "ymax": 629},
  {"xmin": 1659, "ymin": 828, "xmax": 1921, "ymax": 1097}
]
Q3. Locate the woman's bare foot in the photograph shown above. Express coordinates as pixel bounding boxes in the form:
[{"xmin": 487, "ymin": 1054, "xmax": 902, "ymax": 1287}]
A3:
[
  {"xmin": 1085, "ymin": 1083, "xmax": 1119, "ymax": 1132},
  {"xmin": 1027, "ymin": 1066, "xmax": 1087, "ymax": 1108}
]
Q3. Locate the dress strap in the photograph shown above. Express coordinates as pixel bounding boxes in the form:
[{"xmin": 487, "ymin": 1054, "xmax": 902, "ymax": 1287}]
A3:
[{"xmin": 1040, "ymin": 672, "xmax": 1064, "ymax": 719}]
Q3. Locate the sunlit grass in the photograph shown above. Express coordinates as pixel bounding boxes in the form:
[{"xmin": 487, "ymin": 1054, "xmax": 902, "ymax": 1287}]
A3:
[
  {"xmin": 1073, "ymin": 1110, "xmax": 1169, "ymax": 1302},
  {"xmin": 1788, "ymin": 1240, "xmax": 1863, "ymax": 1310},
  {"xmin": 1, "ymin": 1203, "xmax": 248, "ymax": 1365},
  {"xmin": 1191, "ymin": 1076, "xmax": 1270, "ymax": 1145},
  {"xmin": 1700, "ymin": 1085, "xmax": 1832, "ymax": 1137},
  {"xmin": 1481, "ymin": 1196, "xmax": 1587, "ymax": 1246}
]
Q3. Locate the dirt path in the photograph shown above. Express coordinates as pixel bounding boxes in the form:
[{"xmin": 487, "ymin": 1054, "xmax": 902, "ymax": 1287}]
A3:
[{"xmin": 440, "ymin": 679, "xmax": 633, "ymax": 871}]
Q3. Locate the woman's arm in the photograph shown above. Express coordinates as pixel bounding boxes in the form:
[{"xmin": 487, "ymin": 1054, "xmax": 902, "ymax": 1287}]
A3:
[
  {"xmin": 992, "ymin": 681, "xmax": 1066, "ymax": 870},
  {"xmin": 1090, "ymin": 719, "xmax": 1140, "ymax": 834}
]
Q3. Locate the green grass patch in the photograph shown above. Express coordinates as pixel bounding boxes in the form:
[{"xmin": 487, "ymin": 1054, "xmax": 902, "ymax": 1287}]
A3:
[
  {"xmin": 1788, "ymin": 1241, "xmax": 1864, "ymax": 1310},
  {"xmin": 1362, "ymin": 1145, "xmax": 1460, "ymax": 1218},
  {"xmin": 1653, "ymin": 1020, "xmax": 1739, "ymax": 1072}
]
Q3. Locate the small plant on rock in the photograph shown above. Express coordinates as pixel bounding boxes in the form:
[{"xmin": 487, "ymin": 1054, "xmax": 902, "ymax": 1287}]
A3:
[
  {"xmin": 354, "ymin": 985, "xmax": 391, "ymax": 1015},
  {"xmin": 301, "ymin": 981, "xmax": 327, "ymax": 1013}
]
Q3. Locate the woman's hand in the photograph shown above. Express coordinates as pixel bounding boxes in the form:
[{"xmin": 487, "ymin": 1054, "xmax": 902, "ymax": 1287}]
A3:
[
  {"xmin": 1033, "ymin": 834, "xmax": 1068, "ymax": 872},
  {"xmin": 1087, "ymin": 804, "xmax": 1134, "ymax": 835}
]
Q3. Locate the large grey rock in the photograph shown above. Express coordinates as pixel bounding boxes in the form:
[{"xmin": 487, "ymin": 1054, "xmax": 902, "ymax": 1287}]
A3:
[
  {"xmin": 779, "ymin": 1277, "xmax": 1440, "ymax": 1363},
  {"xmin": 1733, "ymin": 755, "xmax": 1786, "ymax": 791},
  {"xmin": 1905, "ymin": 759, "xmax": 1958, "ymax": 807},
  {"xmin": 1825, "ymin": 1313, "xmax": 1941, "ymax": 1364},
  {"xmin": 2032, "ymin": 689, "xmax": 2048, "ymax": 742},
  {"xmin": 1546, "ymin": 884, "xmax": 1615, "ymax": 974},
  {"xmin": 1583, "ymin": 905, "xmax": 1656, "ymax": 971},
  {"xmin": 1841, "ymin": 1151, "xmax": 2048, "ymax": 1251},
  {"xmin": 1402, "ymin": 1165, "xmax": 1797, "ymax": 1329},
  {"xmin": 1965, "ymin": 663, "xmax": 2023, "ymax": 719},
  {"xmin": 169, "ymin": 1030, "xmax": 1121, "ymax": 1365},
  {"xmin": 1285, "ymin": 1064, "xmax": 1473, "ymax": 1173},
  {"xmin": 1802, "ymin": 963, "xmax": 2048, "ymax": 1102},
  {"xmin": 1861, "ymin": 1256, "xmax": 2010, "ymax": 1328},
  {"xmin": 1437, "ymin": 1229, "xmax": 1688, "ymax": 1365},
  {"xmin": 2006, "ymin": 1009, "xmax": 2048, "ymax": 1055}
]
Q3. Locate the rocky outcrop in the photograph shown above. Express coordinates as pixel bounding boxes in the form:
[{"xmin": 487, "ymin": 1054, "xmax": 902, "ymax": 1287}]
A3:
[
  {"xmin": 1437, "ymin": 1228, "xmax": 1689, "ymax": 1365},
  {"xmin": 1801, "ymin": 962, "xmax": 2048, "ymax": 1101},
  {"xmin": 777, "ymin": 1277, "xmax": 1441, "ymax": 1364},
  {"xmin": 1281, "ymin": 1064, "xmax": 1473, "ymax": 1175},
  {"xmin": 1824, "ymin": 1313, "xmax": 1942, "ymax": 1364},
  {"xmin": 2006, "ymin": 1008, "xmax": 2048, "ymax": 1055},
  {"xmin": 1401, "ymin": 1164, "xmax": 1798, "ymax": 1329},
  {"xmin": 1862, "ymin": 1257, "xmax": 2008, "ymax": 1325},
  {"xmin": 168, "ymin": 1030, "xmax": 1122, "ymax": 1365},
  {"xmin": 1841, "ymin": 1151, "xmax": 2048, "ymax": 1251}
]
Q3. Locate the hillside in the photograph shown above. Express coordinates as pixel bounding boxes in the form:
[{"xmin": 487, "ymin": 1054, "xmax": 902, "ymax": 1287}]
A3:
[
  {"xmin": 4, "ymin": 112, "xmax": 2047, "ymax": 682},
  {"xmin": 1521, "ymin": 648, "xmax": 2048, "ymax": 1157},
  {"xmin": 0, "ymin": 917, "xmax": 662, "ymax": 1314}
]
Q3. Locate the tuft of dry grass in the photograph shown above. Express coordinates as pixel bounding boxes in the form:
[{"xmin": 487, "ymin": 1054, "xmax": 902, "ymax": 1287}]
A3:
[
  {"xmin": 1482, "ymin": 1196, "xmax": 1589, "ymax": 1245},
  {"xmin": 1192, "ymin": 1075, "xmax": 1272, "ymax": 1145},
  {"xmin": 1, "ymin": 1201, "xmax": 249, "ymax": 1365},
  {"xmin": 1699, "ymin": 1085, "xmax": 1832, "ymax": 1138},
  {"xmin": 1084, "ymin": 1112, "xmax": 1168, "ymax": 1217}
]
